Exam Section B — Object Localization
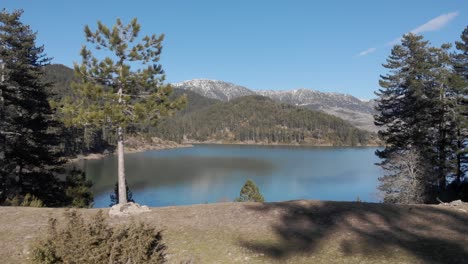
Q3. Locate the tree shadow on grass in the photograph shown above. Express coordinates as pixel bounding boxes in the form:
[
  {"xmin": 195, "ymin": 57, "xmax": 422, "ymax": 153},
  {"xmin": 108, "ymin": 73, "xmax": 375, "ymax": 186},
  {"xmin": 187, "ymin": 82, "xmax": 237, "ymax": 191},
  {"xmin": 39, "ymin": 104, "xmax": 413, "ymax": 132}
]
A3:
[{"xmin": 239, "ymin": 200, "xmax": 468, "ymax": 264}]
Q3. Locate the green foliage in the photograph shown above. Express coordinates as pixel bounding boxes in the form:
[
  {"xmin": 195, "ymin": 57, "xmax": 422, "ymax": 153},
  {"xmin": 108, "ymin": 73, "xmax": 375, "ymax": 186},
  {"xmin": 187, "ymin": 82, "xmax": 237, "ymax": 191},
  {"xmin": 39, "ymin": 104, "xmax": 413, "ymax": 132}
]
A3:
[
  {"xmin": 452, "ymin": 26, "xmax": 468, "ymax": 184},
  {"xmin": 155, "ymin": 95, "xmax": 375, "ymax": 146},
  {"xmin": 170, "ymin": 88, "xmax": 220, "ymax": 114},
  {"xmin": 235, "ymin": 179, "xmax": 265, "ymax": 202},
  {"xmin": 3, "ymin": 193, "xmax": 44, "ymax": 207},
  {"xmin": 32, "ymin": 210, "xmax": 167, "ymax": 263},
  {"xmin": 0, "ymin": 9, "xmax": 67, "ymax": 206},
  {"xmin": 64, "ymin": 168, "xmax": 94, "ymax": 208},
  {"xmin": 375, "ymin": 32, "xmax": 468, "ymax": 203},
  {"xmin": 20, "ymin": 193, "xmax": 44, "ymax": 207},
  {"xmin": 55, "ymin": 17, "xmax": 186, "ymax": 205},
  {"xmin": 454, "ymin": 26, "xmax": 468, "ymax": 80},
  {"xmin": 42, "ymin": 64, "xmax": 76, "ymax": 100},
  {"xmin": 57, "ymin": 18, "xmax": 186, "ymax": 132}
]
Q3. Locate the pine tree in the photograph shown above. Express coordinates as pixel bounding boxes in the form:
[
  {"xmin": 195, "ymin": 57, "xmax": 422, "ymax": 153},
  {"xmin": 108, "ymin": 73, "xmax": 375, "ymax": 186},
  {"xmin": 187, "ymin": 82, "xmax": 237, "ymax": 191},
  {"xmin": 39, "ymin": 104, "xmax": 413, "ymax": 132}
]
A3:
[
  {"xmin": 452, "ymin": 26, "xmax": 468, "ymax": 184},
  {"xmin": 375, "ymin": 33, "xmax": 460, "ymax": 203},
  {"xmin": 235, "ymin": 179, "xmax": 264, "ymax": 202},
  {"xmin": 58, "ymin": 18, "xmax": 186, "ymax": 205},
  {"xmin": 0, "ymin": 9, "xmax": 65, "ymax": 205},
  {"xmin": 454, "ymin": 26, "xmax": 468, "ymax": 80}
]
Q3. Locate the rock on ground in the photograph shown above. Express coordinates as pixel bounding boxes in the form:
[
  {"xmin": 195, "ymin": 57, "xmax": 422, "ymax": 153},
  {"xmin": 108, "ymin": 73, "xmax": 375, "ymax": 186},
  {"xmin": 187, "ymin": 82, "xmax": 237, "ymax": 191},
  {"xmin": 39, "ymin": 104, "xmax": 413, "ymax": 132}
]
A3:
[{"xmin": 109, "ymin": 202, "xmax": 151, "ymax": 217}]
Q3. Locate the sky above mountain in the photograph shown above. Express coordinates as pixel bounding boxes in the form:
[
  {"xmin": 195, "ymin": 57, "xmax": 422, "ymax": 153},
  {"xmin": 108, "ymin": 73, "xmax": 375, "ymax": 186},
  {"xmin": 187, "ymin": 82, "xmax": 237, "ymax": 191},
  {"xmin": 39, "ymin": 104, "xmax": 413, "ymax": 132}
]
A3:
[{"xmin": 3, "ymin": 0, "xmax": 467, "ymax": 99}]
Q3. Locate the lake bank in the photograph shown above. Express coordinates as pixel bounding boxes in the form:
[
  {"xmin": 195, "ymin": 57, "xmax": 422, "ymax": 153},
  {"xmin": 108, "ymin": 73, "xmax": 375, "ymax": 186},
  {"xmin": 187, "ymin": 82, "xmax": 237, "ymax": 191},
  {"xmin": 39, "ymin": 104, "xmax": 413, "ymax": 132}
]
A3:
[
  {"xmin": 1, "ymin": 200, "xmax": 467, "ymax": 263},
  {"xmin": 67, "ymin": 136, "xmax": 193, "ymax": 162},
  {"xmin": 183, "ymin": 139, "xmax": 383, "ymax": 147},
  {"xmin": 68, "ymin": 138, "xmax": 381, "ymax": 163}
]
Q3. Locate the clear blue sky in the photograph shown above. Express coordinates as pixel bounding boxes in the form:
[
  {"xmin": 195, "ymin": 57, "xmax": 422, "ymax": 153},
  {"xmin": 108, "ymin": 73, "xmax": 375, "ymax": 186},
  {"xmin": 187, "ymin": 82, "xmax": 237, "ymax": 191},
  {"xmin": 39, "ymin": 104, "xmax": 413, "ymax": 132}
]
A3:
[{"xmin": 3, "ymin": 0, "xmax": 467, "ymax": 99}]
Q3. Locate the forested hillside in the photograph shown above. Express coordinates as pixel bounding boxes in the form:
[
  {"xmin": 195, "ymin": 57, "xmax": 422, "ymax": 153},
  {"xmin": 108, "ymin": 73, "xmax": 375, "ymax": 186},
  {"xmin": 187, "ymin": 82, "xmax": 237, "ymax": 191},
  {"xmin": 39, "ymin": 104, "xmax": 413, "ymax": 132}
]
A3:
[
  {"xmin": 42, "ymin": 64, "xmax": 376, "ymax": 147},
  {"xmin": 173, "ymin": 79, "xmax": 378, "ymax": 131},
  {"xmin": 170, "ymin": 87, "xmax": 220, "ymax": 114},
  {"xmin": 155, "ymin": 95, "xmax": 376, "ymax": 146},
  {"xmin": 42, "ymin": 64, "xmax": 75, "ymax": 99}
]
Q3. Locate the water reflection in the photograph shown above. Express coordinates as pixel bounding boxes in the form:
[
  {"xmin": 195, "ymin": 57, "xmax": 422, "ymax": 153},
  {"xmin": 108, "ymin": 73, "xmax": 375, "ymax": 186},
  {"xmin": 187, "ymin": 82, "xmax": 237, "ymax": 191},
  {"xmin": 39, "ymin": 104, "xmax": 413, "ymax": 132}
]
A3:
[
  {"xmin": 75, "ymin": 145, "xmax": 382, "ymax": 207},
  {"xmin": 78, "ymin": 155, "xmax": 274, "ymax": 193}
]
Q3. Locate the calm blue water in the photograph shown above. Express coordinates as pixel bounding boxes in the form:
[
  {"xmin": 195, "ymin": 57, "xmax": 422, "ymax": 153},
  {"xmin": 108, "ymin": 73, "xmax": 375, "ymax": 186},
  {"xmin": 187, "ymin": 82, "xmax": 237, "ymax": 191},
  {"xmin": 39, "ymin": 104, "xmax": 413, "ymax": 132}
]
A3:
[{"xmin": 77, "ymin": 144, "xmax": 382, "ymax": 208}]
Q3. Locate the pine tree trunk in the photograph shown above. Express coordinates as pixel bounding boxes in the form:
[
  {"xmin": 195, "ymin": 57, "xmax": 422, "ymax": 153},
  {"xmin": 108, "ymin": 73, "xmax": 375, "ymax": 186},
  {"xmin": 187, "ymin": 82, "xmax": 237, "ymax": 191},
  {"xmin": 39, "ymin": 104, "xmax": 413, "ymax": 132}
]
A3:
[{"xmin": 117, "ymin": 126, "xmax": 127, "ymax": 204}]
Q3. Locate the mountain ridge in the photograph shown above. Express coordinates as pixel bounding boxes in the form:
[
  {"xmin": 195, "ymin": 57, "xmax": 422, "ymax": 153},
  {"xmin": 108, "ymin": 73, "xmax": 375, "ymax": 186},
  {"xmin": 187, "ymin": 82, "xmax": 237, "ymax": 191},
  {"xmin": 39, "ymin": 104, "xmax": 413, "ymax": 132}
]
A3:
[{"xmin": 172, "ymin": 79, "xmax": 378, "ymax": 131}]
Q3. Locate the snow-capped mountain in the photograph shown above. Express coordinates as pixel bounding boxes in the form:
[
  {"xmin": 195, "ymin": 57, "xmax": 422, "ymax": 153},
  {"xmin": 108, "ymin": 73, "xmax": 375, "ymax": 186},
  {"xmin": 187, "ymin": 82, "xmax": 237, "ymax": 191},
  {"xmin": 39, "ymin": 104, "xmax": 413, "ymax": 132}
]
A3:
[
  {"xmin": 172, "ymin": 79, "xmax": 255, "ymax": 101},
  {"xmin": 172, "ymin": 79, "xmax": 378, "ymax": 131},
  {"xmin": 257, "ymin": 89, "xmax": 374, "ymax": 114}
]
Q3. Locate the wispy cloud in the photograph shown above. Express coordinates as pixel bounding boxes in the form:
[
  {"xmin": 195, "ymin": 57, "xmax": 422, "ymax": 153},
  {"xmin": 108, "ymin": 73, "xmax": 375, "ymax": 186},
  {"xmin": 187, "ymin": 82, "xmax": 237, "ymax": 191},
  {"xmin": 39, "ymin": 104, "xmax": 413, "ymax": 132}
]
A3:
[
  {"xmin": 386, "ymin": 11, "xmax": 459, "ymax": 46},
  {"xmin": 411, "ymin": 11, "xmax": 459, "ymax": 34},
  {"xmin": 356, "ymin": 47, "xmax": 377, "ymax": 57}
]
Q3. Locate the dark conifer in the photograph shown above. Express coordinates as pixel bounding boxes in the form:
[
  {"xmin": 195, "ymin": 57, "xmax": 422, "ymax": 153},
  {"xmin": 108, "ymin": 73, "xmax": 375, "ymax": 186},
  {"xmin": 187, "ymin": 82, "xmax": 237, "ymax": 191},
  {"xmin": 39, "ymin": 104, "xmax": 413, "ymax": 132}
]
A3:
[
  {"xmin": 375, "ymin": 33, "xmax": 461, "ymax": 202},
  {"xmin": 0, "ymin": 9, "xmax": 66, "ymax": 205},
  {"xmin": 451, "ymin": 26, "xmax": 468, "ymax": 196}
]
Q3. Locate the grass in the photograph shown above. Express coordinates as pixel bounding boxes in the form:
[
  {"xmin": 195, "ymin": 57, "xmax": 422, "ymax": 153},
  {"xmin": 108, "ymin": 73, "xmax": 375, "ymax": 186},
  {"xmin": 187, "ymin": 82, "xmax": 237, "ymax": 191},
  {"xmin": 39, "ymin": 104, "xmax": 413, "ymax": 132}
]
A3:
[{"xmin": 0, "ymin": 200, "xmax": 467, "ymax": 263}]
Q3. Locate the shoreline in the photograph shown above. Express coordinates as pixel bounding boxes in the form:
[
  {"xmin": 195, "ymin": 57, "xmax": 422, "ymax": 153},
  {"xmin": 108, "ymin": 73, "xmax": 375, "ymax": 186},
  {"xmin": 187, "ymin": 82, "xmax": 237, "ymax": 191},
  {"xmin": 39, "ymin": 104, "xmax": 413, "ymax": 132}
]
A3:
[
  {"xmin": 67, "ymin": 139, "xmax": 193, "ymax": 162},
  {"xmin": 184, "ymin": 140, "xmax": 382, "ymax": 148},
  {"xmin": 68, "ymin": 139, "xmax": 381, "ymax": 162}
]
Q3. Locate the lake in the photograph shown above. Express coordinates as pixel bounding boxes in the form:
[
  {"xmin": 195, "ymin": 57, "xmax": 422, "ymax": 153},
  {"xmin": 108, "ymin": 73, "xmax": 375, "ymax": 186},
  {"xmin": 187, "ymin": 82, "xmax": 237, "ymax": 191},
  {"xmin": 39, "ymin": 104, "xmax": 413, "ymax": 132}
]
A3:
[{"xmin": 75, "ymin": 144, "xmax": 383, "ymax": 208}]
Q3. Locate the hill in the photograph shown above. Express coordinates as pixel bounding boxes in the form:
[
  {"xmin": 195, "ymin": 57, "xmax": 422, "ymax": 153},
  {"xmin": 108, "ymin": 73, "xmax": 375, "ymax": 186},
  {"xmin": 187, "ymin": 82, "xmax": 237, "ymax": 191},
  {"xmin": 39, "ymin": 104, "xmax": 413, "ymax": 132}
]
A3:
[
  {"xmin": 42, "ymin": 64, "xmax": 75, "ymax": 99},
  {"xmin": 172, "ymin": 79, "xmax": 378, "ymax": 131},
  {"xmin": 257, "ymin": 89, "xmax": 377, "ymax": 132},
  {"xmin": 41, "ymin": 64, "xmax": 378, "ymax": 146},
  {"xmin": 1, "ymin": 200, "xmax": 467, "ymax": 263},
  {"xmin": 155, "ymin": 95, "xmax": 377, "ymax": 146},
  {"xmin": 170, "ymin": 87, "xmax": 221, "ymax": 113}
]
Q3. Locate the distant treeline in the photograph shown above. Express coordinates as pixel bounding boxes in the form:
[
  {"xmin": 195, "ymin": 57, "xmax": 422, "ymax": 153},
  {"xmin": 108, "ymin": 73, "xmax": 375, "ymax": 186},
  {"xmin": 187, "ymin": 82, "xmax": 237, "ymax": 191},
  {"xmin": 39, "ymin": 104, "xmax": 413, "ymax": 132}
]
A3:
[{"xmin": 154, "ymin": 95, "xmax": 376, "ymax": 146}]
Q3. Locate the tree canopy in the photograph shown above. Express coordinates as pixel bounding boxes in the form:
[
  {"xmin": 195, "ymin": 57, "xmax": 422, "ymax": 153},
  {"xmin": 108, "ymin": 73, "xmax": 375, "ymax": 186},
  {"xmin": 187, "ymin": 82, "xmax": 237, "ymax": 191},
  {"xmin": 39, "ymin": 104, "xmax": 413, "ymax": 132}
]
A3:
[
  {"xmin": 57, "ymin": 18, "xmax": 186, "ymax": 204},
  {"xmin": 375, "ymin": 32, "xmax": 468, "ymax": 203},
  {"xmin": 0, "ymin": 9, "xmax": 66, "ymax": 206}
]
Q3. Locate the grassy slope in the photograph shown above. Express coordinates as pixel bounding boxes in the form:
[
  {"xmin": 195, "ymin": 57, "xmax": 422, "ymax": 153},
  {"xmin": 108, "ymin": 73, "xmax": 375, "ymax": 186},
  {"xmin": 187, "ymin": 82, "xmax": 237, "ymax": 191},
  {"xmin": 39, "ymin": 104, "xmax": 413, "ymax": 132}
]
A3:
[{"xmin": 1, "ymin": 200, "xmax": 467, "ymax": 264}]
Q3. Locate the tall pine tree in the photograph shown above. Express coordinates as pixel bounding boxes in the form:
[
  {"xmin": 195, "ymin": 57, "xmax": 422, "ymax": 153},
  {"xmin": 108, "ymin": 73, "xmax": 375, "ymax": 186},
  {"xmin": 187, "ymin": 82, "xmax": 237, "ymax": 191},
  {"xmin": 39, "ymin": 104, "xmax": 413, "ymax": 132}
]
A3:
[
  {"xmin": 58, "ymin": 18, "xmax": 186, "ymax": 205},
  {"xmin": 452, "ymin": 26, "xmax": 468, "ymax": 185},
  {"xmin": 0, "ymin": 9, "xmax": 65, "ymax": 205},
  {"xmin": 375, "ymin": 33, "xmax": 460, "ymax": 203}
]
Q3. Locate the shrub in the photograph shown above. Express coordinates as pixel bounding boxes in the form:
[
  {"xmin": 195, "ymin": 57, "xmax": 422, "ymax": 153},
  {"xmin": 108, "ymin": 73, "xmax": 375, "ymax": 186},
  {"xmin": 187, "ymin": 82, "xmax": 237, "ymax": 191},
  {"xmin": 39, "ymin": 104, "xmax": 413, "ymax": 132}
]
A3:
[
  {"xmin": 235, "ymin": 179, "xmax": 265, "ymax": 202},
  {"xmin": 3, "ymin": 193, "xmax": 44, "ymax": 207},
  {"xmin": 64, "ymin": 168, "xmax": 94, "ymax": 208},
  {"xmin": 32, "ymin": 210, "xmax": 166, "ymax": 263},
  {"xmin": 21, "ymin": 193, "xmax": 44, "ymax": 207}
]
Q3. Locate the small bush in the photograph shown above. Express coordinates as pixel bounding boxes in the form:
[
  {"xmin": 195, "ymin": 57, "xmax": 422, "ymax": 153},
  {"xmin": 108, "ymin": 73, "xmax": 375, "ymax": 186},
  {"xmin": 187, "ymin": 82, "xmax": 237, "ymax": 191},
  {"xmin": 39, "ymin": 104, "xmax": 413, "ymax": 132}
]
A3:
[
  {"xmin": 3, "ymin": 193, "xmax": 44, "ymax": 207},
  {"xmin": 21, "ymin": 193, "xmax": 44, "ymax": 207},
  {"xmin": 235, "ymin": 179, "xmax": 265, "ymax": 202},
  {"xmin": 32, "ymin": 210, "xmax": 167, "ymax": 263}
]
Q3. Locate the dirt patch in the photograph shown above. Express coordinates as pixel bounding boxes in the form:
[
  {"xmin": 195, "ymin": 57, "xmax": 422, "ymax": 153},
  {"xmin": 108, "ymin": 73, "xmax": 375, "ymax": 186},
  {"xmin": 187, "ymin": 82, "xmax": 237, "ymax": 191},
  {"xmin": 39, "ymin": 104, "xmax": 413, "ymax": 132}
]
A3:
[{"xmin": 0, "ymin": 200, "xmax": 467, "ymax": 263}]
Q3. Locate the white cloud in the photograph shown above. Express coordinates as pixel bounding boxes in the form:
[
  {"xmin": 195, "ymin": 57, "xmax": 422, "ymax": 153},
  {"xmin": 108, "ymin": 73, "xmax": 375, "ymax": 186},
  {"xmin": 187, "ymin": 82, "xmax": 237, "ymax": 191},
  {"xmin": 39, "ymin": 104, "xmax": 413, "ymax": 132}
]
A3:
[
  {"xmin": 356, "ymin": 47, "xmax": 377, "ymax": 57},
  {"xmin": 411, "ymin": 11, "xmax": 459, "ymax": 34},
  {"xmin": 386, "ymin": 11, "xmax": 459, "ymax": 46}
]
